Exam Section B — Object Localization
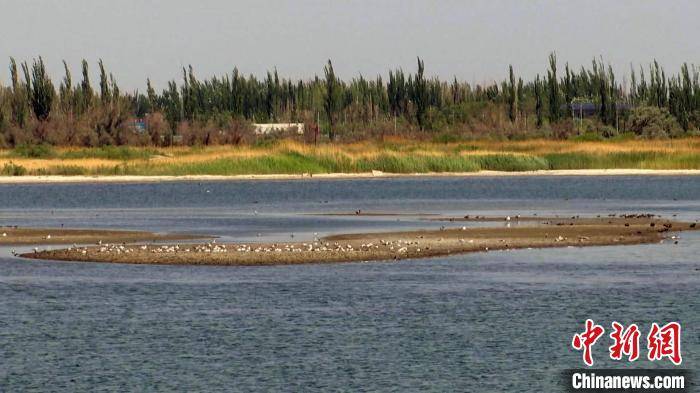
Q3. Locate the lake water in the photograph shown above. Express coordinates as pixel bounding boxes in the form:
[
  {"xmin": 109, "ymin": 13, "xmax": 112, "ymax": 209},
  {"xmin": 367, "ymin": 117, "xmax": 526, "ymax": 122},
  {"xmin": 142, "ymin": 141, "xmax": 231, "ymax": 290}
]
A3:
[{"xmin": 1, "ymin": 176, "xmax": 699, "ymax": 392}]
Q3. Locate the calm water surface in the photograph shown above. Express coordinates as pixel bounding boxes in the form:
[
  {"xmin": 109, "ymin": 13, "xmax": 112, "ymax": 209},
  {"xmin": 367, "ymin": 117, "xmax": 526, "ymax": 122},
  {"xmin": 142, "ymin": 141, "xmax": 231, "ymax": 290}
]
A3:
[{"xmin": 1, "ymin": 176, "xmax": 699, "ymax": 392}]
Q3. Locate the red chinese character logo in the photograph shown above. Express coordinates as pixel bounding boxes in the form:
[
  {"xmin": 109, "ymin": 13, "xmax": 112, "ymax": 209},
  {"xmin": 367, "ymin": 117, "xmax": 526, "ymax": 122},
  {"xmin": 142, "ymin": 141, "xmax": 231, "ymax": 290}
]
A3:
[
  {"xmin": 609, "ymin": 322, "xmax": 640, "ymax": 361},
  {"xmin": 572, "ymin": 319, "xmax": 605, "ymax": 366},
  {"xmin": 647, "ymin": 322, "xmax": 682, "ymax": 365}
]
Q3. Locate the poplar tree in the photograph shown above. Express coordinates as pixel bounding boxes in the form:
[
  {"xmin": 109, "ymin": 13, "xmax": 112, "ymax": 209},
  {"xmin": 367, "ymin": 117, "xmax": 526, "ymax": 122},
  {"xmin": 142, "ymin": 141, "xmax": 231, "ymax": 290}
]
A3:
[
  {"xmin": 59, "ymin": 60, "xmax": 73, "ymax": 114},
  {"xmin": 598, "ymin": 64, "xmax": 608, "ymax": 125},
  {"xmin": 28, "ymin": 57, "xmax": 55, "ymax": 121},
  {"xmin": 164, "ymin": 80, "xmax": 181, "ymax": 139},
  {"xmin": 547, "ymin": 53, "xmax": 560, "ymax": 122},
  {"xmin": 146, "ymin": 78, "xmax": 157, "ymax": 110},
  {"xmin": 98, "ymin": 59, "xmax": 110, "ymax": 104},
  {"xmin": 414, "ymin": 57, "xmax": 428, "ymax": 129},
  {"xmin": 507, "ymin": 65, "xmax": 517, "ymax": 122},
  {"xmin": 563, "ymin": 63, "xmax": 573, "ymax": 115},
  {"xmin": 516, "ymin": 78, "xmax": 524, "ymax": 118},
  {"xmin": 606, "ymin": 65, "xmax": 617, "ymax": 128},
  {"xmin": 79, "ymin": 59, "xmax": 93, "ymax": 113},
  {"xmin": 324, "ymin": 59, "xmax": 340, "ymax": 140},
  {"xmin": 9, "ymin": 58, "xmax": 28, "ymax": 127},
  {"xmin": 534, "ymin": 74, "xmax": 543, "ymax": 128}
]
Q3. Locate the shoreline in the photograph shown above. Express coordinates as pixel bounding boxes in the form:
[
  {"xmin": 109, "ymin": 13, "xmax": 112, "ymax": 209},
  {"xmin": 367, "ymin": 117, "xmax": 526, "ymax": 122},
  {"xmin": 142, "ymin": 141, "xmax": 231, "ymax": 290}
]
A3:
[
  {"xmin": 3, "ymin": 169, "xmax": 700, "ymax": 184},
  {"xmin": 0, "ymin": 227, "xmax": 208, "ymax": 246}
]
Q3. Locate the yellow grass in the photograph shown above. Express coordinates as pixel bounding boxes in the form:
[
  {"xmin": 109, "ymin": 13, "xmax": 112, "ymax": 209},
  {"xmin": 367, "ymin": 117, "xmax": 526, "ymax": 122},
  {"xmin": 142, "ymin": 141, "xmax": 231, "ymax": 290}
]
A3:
[{"xmin": 3, "ymin": 137, "xmax": 700, "ymax": 175}]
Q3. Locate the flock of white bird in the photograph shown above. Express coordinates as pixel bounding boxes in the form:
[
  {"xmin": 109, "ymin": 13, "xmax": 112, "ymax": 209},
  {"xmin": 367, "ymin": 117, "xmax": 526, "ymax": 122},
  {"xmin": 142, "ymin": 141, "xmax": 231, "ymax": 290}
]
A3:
[
  {"xmin": 76, "ymin": 238, "xmax": 437, "ymax": 256},
  {"xmin": 14, "ymin": 225, "xmax": 486, "ymax": 258}
]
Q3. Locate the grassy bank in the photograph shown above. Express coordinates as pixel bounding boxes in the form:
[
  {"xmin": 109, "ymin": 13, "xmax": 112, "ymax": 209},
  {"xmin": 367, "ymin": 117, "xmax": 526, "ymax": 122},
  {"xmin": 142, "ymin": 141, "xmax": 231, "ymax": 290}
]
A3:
[{"xmin": 3, "ymin": 138, "xmax": 700, "ymax": 176}]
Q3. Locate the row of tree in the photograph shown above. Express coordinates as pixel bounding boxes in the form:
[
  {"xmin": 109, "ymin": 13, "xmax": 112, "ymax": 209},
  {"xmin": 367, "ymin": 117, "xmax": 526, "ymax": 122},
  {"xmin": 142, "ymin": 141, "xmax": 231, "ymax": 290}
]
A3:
[{"xmin": 1, "ymin": 54, "xmax": 700, "ymax": 147}]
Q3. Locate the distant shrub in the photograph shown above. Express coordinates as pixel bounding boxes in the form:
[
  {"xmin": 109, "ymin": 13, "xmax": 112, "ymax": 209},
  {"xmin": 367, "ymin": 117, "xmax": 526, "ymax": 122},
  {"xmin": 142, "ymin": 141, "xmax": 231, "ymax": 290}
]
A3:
[
  {"xmin": 33, "ymin": 165, "xmax": 87, "ymax": 176},
  {"xmin": 146, "ymin": 112, "xmax": 170, "ymax": 147},
  {"xmin": 432, "ymin": 133, "xmax": 460, "ymax": 144},
  {"xmin": 628, "ymin": 106, "xmax": 682, "ymax": 138},
  {"xmin": 608, "ymin": 132, "xmax": 636, "ymax": 141},
  {"xmin": 599, "ymin": 125, "xmax": 619, "ymax": 138},
  {"xmin": 61, "ymin": 146, "xmax": 159, "ymax": 160},
  {"xmin": 424, "ymin": 107, "xmax": 448, "ymax": 132},
  {"xmin": 571, "ymin": 132, "xmax": 605, "ymax": 142},
  {"xmin": 252, "ymin": 136, "xmax": 278, "ymax": 148},
  {"xmin": 477, "ymin": 154, "xmax": 548, "ymax": 171},
  {"xmin": 12, "ymin": 143, "xmax": 55, "ymax": 158},
  {"xmin": 1, "ymin": 162, "xmax": 27, "ymax": 176},
  {"xmin": 453, "ymin": 144, "xmax": 480, "ymax": 152}
]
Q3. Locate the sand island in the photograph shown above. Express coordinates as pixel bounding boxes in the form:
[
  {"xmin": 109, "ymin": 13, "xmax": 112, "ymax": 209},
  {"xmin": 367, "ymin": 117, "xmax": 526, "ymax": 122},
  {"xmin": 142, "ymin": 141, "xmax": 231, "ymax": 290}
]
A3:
[{"xmin": 14, "ymin": 215, "xmax": 698, "ymax": 266}]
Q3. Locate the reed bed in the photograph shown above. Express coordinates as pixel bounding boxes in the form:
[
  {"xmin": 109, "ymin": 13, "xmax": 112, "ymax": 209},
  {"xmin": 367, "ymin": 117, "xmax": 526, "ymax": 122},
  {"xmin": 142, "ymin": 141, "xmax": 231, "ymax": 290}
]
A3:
[{"xmin": 2, "ymin": 137, "xmax": 700, "ymax": 176}]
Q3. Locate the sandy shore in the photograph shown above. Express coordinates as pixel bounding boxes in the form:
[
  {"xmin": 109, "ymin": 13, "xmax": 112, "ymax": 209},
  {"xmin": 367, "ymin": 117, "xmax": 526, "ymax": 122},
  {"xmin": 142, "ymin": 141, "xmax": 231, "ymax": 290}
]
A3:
[
  {"xmin": 20, "ymin": 217, "xmax": 698, "ymax": 266},
  {"xmin": 2, "ymin": 169, "xmax": 700, "ymax": 184},
  {"xmin": 0, "ymin": 227, "xmax": 208, "ymax": 246}
]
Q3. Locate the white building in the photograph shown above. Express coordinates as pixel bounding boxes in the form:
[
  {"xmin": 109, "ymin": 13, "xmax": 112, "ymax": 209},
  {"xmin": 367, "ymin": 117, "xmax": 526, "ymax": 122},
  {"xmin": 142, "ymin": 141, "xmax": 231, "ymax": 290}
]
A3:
[{"xmin": 253, "ymin": 123, "xmax": 304, "ymax": 135}]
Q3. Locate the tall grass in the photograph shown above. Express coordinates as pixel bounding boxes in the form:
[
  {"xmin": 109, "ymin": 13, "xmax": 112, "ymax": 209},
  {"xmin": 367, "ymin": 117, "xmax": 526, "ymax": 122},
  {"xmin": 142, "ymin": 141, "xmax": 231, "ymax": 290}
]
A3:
[
  {"xmin": 11, "ymin": 144, "xmax": 56, "ymax": 158},
  {"xmin": 109, "ymin": 152, "xmax": 544, "ymax": 176},
  {"xmin": 545, "ymin": 152, "xmax": 700, "ymax": 170},
  {"xmin": 3, "ymin": 137, "xmax": 700, "ymax": 176},
  {"xmin": 60, "ymin": 146, "xmax": 162, "ymax": 160}
]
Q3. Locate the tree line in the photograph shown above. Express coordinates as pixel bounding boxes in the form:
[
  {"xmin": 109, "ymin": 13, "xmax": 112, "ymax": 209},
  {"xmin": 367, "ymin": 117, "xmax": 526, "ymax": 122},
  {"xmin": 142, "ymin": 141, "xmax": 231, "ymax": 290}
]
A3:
[{"xmin": 1, "ymin": 53, "xmax": 699, "ymax": 147}]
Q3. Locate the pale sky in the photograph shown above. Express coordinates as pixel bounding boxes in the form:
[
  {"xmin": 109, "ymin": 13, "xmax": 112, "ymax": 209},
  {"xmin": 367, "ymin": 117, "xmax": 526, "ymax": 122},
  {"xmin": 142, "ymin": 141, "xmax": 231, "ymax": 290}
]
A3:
[{"xmin": 1, "ymin": 0, "xmax": 698, "ymax": 91}]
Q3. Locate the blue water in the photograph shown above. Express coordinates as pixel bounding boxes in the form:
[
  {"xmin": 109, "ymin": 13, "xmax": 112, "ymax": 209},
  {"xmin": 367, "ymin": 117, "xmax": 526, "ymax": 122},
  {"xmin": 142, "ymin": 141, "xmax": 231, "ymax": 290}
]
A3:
[{"xmin": 1, "ymin": 176, "xmax": 699, "ymax": 392}]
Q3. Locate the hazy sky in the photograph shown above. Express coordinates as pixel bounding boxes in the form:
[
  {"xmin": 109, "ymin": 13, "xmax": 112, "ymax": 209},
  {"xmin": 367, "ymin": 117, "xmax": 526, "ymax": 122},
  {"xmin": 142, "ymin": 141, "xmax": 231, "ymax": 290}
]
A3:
[{"xmin": 1, "ymin": 0, "xmax": 698, "ymax": 91}]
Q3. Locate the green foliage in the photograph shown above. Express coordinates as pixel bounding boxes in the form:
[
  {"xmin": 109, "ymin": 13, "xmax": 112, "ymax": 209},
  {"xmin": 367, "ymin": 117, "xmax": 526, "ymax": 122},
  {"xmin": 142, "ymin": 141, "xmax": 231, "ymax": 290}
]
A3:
[
  {"xmin": 544, "ymin": 151, "xmax": 700, "ymax": 170},
  {"xmin": 1, "ymin": 162, "xmax": 27, "ymax": 176},
  {"xmin": 534, "ymin": 74, "xmax": 544, "ymax": 127},
  {"xmin": 508, "ymin": 65, "xmax": 517, "ymax": 122},
  {"xmin": 32, "ymin": 165, "xmax": 87, "ymax": 176},
  {"xmin": 1, "ymin": 54, "xmax": 700, "ymax": 149},
  {"xmin": 252, "ymin": 136, "xmax": 279, "ymax": 149},
  {"xmin": 27, "ymin": 57, "xmax": 56, "ymax": 122},
  {"xmin": 6, "ymin": 144, "xmax": 700, "ymax": 177},
  {"xmin": 163, "ymin": 80, "xmax": 181, "ymax": 137},
  {"xmin": 98, "ymin": 59, "xmax": 110, "ymax": 104},
  {"xmin": 431, "ymin": 132, "xmax": 460, "ymax": 144},
  {"xmin": 12, "ymin": 143, "xmax": 55, "ymax": 158},
  {"xmin": 324, "ymin": 59, "xmax": 340, "ymax": 140},
  {"xmin": 608, "ymin": 132, "xmax": 637, "ymax": 142},
  {"xmin": 9, "ymin": 58, "xmax": 28, "ymax": 127},
  {"xmin": 414, "ymin": 57, "xmax": 428, "ymax": 129},
  {"xmin": 571, "ymin": 132, "xmax": 605, "ymax": 142},
  {"xmin": 424, "ymin": 107, "xmax": 448, "ymax": 132},
  {"xmin": 477, "ymin": 154, "xmax": 548, "ymax": 171},
  {"xmin": 547, "ymin": 53, "xmax": 560, "ymax": 122},
  {"xmin": 628, "ymin": 106, "xmax": 682, "ymax": 138},
  {"xmin": 78, "ymin": 59, "xmax": 93, "ymax": 113},
  {"xmin": 60, "ymin": 146, "xmax": 160, "ymax": 160},
  {"xmin": 59, "ymin": 60, "xmax": 73, "ymax": 114}
]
